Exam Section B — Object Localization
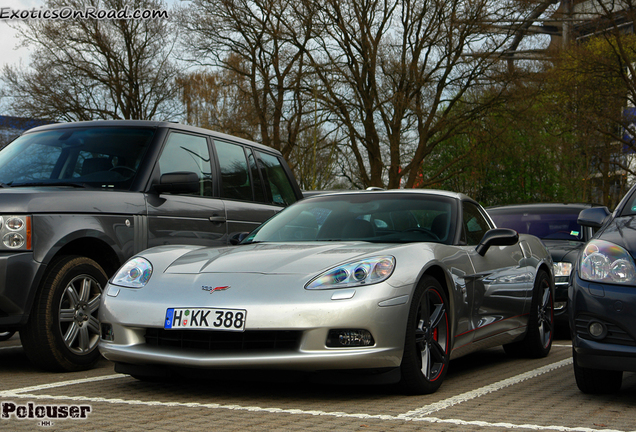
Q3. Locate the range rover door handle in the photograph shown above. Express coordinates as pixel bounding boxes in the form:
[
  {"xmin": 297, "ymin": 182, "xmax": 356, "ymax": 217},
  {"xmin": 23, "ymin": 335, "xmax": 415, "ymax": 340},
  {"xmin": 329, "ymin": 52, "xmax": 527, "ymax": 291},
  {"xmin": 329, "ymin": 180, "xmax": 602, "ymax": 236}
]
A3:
[{"xmin": 209, "ymin": 215, "xmax": 226, "ymax": 223}]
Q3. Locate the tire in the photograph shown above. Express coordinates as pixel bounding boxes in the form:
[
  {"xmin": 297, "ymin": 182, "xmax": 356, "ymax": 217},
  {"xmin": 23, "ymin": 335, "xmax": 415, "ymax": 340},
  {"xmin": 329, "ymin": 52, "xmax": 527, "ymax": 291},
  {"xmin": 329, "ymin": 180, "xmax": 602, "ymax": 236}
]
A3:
[
  {"xmin": 573, "ymin": 349, "xmax": 622, "ymax": 394},
  {"xmin": 399, "ymin": 275, "xmax": 451, "ymax": 395},
  {"xmin": 20, "ymin": 256, "xmax": 107, "ymax": 372},
  {"xmin": 0, "ymin": 331, "xmax": 16, "ymax": 341},
  {"xmin": 503, "ymin": 269, "xmax": 553, "ymax": 358}
]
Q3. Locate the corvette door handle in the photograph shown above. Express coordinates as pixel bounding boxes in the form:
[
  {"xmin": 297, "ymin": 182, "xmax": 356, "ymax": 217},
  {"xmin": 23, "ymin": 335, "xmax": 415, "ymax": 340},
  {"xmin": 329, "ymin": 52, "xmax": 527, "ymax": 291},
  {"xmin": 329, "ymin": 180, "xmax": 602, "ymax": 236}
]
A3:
[{"xmin": 209, "ymin": 215, "xmax": 226, "ymax": 223}]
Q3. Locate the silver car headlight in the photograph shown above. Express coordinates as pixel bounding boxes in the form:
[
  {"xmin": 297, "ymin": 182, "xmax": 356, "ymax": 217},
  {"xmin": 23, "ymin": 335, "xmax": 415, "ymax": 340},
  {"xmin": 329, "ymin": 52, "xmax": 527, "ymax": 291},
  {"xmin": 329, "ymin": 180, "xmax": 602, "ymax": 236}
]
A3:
[
  {"xmin": 579, "ymin": 239, "xmax": 636, "ymax": 284},
  {"xmin": 111, "ymin": 257, "xmax": 153, "ymax": 288},
  {"xmin": 0, "ymin": 215, "xmax": 32, "ymax": 250},
  {"xmin": 305, "ymin": 256, "xmax": 395, "ymax": 290}
]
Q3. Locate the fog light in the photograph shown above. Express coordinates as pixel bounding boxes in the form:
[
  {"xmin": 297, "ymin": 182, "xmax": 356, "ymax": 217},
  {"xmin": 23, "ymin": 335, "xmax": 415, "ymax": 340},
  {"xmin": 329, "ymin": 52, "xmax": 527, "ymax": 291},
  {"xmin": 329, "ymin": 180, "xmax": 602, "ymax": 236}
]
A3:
[
  {"xmin": 326, "ymin": 329, "xmax": 374, "ymax": 347},
  {"xmin": 554, "ymin": 301, "xmax": 566, "ymax": 311},
  {"xmin": 101, "ymin": 323, "xmax": 114, "ymax": 341},
  {"xmin": 588, "ymin": 321, "xmax": 606, "ymax": 339}
]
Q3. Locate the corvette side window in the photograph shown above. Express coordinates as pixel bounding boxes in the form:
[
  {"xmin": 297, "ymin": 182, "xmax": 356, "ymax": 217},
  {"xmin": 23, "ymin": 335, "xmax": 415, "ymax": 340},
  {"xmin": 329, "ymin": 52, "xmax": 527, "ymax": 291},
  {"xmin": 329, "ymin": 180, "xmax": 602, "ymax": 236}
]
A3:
[{"xmin": 463, "ymin": 202, "xmax": 491, "ymax": 246}]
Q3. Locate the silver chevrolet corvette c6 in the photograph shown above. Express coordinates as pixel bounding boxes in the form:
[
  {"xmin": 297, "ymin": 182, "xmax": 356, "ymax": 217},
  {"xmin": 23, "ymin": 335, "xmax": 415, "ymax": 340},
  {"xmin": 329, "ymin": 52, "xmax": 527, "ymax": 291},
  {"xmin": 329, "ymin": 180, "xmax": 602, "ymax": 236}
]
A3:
[{"xmin": 98, "ymin": 189, "xmax": 555, "ymax": 394}]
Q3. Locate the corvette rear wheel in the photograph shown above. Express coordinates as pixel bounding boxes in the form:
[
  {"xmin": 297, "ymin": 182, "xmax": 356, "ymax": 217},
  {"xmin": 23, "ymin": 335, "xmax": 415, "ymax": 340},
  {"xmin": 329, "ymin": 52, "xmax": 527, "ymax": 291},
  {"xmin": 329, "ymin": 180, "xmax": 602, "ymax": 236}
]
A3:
[
  {"xmin": 399, "ymin": 276, "xmax": 450, "ymax": 394},
  {"xmin": 20, "ymin": 256, "xmax": 106, "ymax": 372},
  {"xmin": 504, "ymin": 269, "xmax": 553, "ymax": 358}
]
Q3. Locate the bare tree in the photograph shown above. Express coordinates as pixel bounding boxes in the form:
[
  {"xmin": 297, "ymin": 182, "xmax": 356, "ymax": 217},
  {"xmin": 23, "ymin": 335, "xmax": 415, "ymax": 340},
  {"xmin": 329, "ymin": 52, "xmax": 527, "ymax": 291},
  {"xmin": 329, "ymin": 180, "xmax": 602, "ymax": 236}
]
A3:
[
  {"xmin": 179, "ymin": 0, "xmax": 316, "ymax": 162},
  {"xmin": 177, "ymin": 62, "xmax": 261, "ymax": 139},
  {"xmin": 1, "ymin": 0, "xmax": 182, "ymax": 121},
  {"xmin": 295, "ymin": 0, "xmax": 547, "ymax": 189}
]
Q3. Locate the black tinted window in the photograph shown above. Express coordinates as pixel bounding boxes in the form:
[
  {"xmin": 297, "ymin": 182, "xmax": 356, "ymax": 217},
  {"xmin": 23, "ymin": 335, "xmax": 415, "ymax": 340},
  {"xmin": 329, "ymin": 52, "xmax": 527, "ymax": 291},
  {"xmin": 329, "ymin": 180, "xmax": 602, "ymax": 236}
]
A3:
[
  {"xmin": 158, "ymin": 132, "xmax": 212, "ymax": 197},
  {"xmin": 489, "ymin": 208, "xmax": 584, "ymax": 241},
  {"xmin": 215, "ymin": 141, "xmax": 252, "ymax": 201},
  {"xmin": 0, "ymin": 127, "xmax": 154, "ymax": 190},
  {"xmin": 254, "ymin": 151, "xmax": 298, "ymax": 206}
]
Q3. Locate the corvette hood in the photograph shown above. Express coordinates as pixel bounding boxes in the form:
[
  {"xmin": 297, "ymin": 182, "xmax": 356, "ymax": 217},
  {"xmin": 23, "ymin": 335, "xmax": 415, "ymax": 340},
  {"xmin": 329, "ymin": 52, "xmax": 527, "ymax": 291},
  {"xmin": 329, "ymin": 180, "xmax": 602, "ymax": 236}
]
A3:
[{"xmin": 163, "ymin": 242, "xmax": 404, "ymax": 275}]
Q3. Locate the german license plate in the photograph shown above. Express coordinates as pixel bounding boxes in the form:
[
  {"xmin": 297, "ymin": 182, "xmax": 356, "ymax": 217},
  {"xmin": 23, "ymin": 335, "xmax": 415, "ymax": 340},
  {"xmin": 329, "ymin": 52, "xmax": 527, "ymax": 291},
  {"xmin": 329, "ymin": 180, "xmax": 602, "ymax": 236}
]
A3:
[{"xmin": 164, "ymin": 308, "xmax": 246, "ymax": 331}]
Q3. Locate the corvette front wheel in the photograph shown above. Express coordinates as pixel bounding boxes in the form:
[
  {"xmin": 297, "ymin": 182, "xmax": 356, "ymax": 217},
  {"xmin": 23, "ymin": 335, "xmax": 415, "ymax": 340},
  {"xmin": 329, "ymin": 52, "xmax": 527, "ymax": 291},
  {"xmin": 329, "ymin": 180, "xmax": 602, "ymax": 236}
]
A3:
[{"xmin": 399, "ymin": 276, "xmax": 450, "ymax": 394}]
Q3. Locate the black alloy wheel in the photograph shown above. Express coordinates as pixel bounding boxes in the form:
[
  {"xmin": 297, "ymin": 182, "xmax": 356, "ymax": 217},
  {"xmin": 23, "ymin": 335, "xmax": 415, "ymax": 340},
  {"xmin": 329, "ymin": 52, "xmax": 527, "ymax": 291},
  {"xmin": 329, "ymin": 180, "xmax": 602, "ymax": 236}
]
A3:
[{"xmin": 400, "ymin": 275, "xmax": 450, "ymax": 394}]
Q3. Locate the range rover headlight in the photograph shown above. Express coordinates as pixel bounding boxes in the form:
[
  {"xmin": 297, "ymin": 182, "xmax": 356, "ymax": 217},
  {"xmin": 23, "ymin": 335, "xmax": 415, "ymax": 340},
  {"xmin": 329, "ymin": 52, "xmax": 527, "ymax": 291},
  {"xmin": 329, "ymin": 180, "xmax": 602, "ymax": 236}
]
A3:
[
  {"xmin": 6, "ymin": 217, "xmax": 24, "ymax": 231},
  {"xmin": 305, "ymin": 256, "xmax": 395, "ymax": 290},
  {"xmin": 111, "ymin": 257, "xmax": 153, "ymax": 288},
  {"xmin": 0, "ymin": 215, "xmax": 31, "ymax": 250},
  {"xmin": 580, "ymin": 239, "xmax": 636, "ymax": 284}
]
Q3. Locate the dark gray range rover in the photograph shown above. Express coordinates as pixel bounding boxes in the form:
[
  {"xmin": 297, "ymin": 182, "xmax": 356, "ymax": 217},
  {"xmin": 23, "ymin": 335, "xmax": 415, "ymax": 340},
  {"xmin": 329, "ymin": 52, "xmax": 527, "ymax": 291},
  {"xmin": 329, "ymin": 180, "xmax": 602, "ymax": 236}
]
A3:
[{"xmin": 0, "ymin": 120, "xmax": 302, "ymax": 371}]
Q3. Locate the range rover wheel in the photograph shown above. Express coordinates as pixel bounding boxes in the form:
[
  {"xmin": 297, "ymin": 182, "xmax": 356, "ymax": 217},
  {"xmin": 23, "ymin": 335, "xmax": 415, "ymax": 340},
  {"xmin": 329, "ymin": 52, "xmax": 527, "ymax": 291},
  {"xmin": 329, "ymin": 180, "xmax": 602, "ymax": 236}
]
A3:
[
  {"xmin": 399, "ymin": 275, "xmax": 450, "ymax": 394},
  {"xmin": 503, "ymin": 269, "xmax": 553, "ymax": 358},
  {"xmin": 21, "ymin": 256, "xmax": 107, "ymax": 372}
]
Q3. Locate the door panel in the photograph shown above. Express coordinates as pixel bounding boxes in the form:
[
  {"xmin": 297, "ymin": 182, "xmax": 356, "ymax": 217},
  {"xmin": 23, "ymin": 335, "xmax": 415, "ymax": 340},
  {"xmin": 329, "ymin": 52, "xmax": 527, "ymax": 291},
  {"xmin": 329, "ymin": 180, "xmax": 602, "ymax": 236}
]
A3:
[
  {"xmin": 146, "ymin": 194, "xmax": 227, "ymax": 247},
  {"xmin": 466, "ymin": 245, "xmax": 533, "ymax": 341},
  {"xmin": 460, "ymin": 201, "xmax": 532, "ymax": 342},
  {"xmin": 146, "ymin": 131, "xmax": 227, "ymax": 247}
]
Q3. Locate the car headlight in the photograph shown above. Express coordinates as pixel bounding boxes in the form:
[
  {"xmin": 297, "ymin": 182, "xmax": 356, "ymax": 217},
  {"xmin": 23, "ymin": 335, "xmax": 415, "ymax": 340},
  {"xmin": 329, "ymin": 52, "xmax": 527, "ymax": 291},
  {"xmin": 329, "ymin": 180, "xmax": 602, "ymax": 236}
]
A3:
[
  {"xmin": 111, "ymin": 257, "xmax": 153, "ymax": 288},
  {"xmin": 0, "ymin": 215, "xmax": 31, "ymax": 250},
  {"xmin": 579, "ymin": 239, "xmax": 636, "ymax": 284},
  {"xmin": 305, "ymin": 256, "xmax": 395, "ymax": 290},
  {"xmin": 553, "ymin": 262, "xmax": 573, "ymax": 278}
]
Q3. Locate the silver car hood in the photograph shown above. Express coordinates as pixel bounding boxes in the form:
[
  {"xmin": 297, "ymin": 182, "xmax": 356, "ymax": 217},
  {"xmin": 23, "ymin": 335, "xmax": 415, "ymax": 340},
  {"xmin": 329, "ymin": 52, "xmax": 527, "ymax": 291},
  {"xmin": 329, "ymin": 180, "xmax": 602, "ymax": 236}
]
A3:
[{"xmin": 163, "ymin": 242, "xmax": 403, "ymax": 275}]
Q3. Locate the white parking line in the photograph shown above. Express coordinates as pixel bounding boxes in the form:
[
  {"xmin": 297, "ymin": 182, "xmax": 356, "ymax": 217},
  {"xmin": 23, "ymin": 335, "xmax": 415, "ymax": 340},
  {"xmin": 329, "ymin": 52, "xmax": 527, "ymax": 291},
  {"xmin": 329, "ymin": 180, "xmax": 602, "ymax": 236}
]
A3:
[
  {"xmin": 0, "ymin": 345, "xmax": 22, "ymax": 351},
  {"xmin": 1, "ymin": 358, "xmax": 626, "ymax": 432},
  {"xmin": 400, "ymin": 358, "xmax": 573, "ymax": 418},
  {"xmin": 0, "ymin": 391, "xmax": 625, "ymax": 432},
  {"xmin": 1, "ymin": 374, "xmax": 125, "ymax": 395}
]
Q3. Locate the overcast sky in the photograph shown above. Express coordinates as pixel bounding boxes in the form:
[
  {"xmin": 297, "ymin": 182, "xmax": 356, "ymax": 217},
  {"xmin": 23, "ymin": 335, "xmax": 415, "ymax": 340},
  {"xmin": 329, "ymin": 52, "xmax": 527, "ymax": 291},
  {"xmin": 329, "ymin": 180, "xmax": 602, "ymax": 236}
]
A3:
[
  {"xmin": 1, "ymin": 0, "xmax": 182, "ymax": 72},
  {"xmin": 0, "ymin": 0, "xmax": 40, "ymax": 71}
]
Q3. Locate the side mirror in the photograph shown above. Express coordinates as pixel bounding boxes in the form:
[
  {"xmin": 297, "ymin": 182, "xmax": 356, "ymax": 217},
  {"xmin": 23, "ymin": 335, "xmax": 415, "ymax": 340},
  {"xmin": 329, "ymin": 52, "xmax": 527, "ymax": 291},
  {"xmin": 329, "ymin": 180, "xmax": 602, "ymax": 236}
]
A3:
[
  {"xmin": 230, "ymin": 232, "xmax": 250, "ymax": 245},
  {"xmin": 154, "ymin": 172, "xmax": 200, "ymax": 194},
  {"xmin": 475, "ymin": 228, "xmax": 519, "ymax": 256},
  {"xmin": 577, "ymin": 207, "xmax": 610, "ymax": 229}
]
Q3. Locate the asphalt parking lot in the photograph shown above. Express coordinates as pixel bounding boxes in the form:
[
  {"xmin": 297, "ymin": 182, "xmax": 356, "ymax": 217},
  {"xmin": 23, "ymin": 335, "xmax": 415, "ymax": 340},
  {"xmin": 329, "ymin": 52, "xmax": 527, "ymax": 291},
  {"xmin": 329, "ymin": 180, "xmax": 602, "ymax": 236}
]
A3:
[{"xmin": 1, "ymin": 334, "xmax": 635, "ymax": 432}]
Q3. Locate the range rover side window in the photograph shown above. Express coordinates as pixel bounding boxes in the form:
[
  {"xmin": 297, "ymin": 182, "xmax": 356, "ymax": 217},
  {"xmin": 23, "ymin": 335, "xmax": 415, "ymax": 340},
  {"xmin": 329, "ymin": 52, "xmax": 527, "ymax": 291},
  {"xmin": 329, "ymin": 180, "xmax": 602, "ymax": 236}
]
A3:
[
  {"xmin": 214, "ymin": 141, "xmax": 252, "ymax": 201},
  {"xmin": 158, "ymin": 132, "xmax": 212, "ymax": 196},
  {"xmin": 247, "ymin": 149, "xmax": 266, "ymax": 203},
  {"xmin": 254, "ymin": 151, "xmax": 298, "ymax": 206}
]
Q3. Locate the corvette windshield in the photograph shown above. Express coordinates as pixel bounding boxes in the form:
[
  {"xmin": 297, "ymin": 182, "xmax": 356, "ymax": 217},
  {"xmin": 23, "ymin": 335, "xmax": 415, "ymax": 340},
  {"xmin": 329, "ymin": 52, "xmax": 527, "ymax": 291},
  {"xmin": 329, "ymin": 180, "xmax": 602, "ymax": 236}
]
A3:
[
  {"xmin": 245, "ymin": 193, "xmax": 456, "ymax": 244},
  {"xmin": 0, "ymin": 127, "xmax": 155, "ymax": 190}
]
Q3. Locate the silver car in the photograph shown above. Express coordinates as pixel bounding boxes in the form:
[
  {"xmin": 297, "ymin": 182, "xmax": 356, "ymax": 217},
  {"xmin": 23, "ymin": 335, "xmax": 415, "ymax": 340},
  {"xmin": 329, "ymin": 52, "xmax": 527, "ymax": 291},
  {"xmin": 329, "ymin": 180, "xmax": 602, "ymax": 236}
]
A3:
[{"xmin": 99, "ymin": 190, "xmax": 554, "ymax": 394}]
